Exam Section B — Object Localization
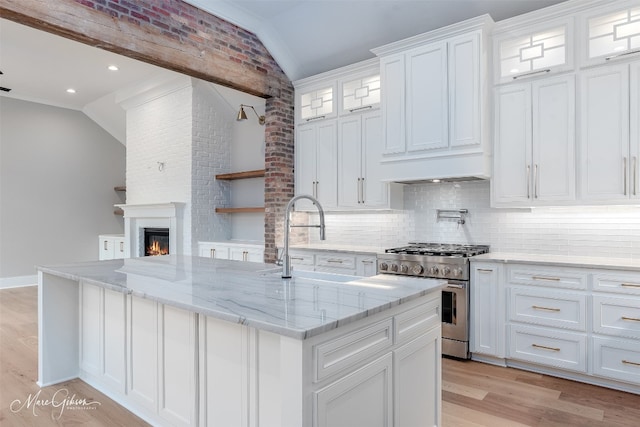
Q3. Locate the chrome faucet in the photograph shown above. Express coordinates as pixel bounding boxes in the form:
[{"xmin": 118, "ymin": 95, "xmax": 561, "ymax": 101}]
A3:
[{"xmin": 281, "ymin": 194, "xmax": 326, "ymax": 278}]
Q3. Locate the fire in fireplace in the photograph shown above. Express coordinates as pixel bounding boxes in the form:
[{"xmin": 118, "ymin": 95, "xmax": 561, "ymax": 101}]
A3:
[{"xmin": 144, "ymin": 228, "xmax": 169, "ymax": 256}]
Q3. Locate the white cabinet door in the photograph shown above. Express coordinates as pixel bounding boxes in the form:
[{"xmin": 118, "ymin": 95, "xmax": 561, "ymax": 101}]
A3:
[
  {"xmin": 406, "ymin": 41, "xmax": 448, "ymax": 153},
  {"xmin": 314, "ymin": 353, "xmax": 393, "ymax": 427},
  {"xmin": 128, "ymin": 296, "xmax": 158, "ymax": 413},
  {"xmin": 493, "ymin": 75, "xmax": 575, "ymax": 206},
  {"xmin": 394, "ymin": 327, "xmax": 441, "ymax": 427},
  {"xmin": 361, "ymin": 112, "xmax": 387, "ymax": 207},
  {"xmin": 295, "ymin": 120, "xmax": 338, "ymax": 210},
  {"xmin": 449, "ymin": 32, "xmax": 481, "ymax": 149},
  {"xmin": 338, "ymin": 116, "xmax": 362, "ymax": 208},
  {"xmin": 244, "ymin": 247, "xmax": 264, "ymax": 263},
  {"xmin": 229, "ymin": 246, "xmax": 264, "ymax": 262},
  {"xmin": 295, "ymin": 124, "xmax": 318, "ymax": 207},
  {"xmin": 471, "ymin": 264, "xmax": 503, "ymax": 357},
  {"xmin": 532, "ymin": 75, "xmax": 575, "ymax": 202},
  {"xmin": 198, "ymin": 243, "xmax": 230, "ymax": 260},
  {"xmin": 493, "ymin": 84, "xmax": 532, "ymax": 204},
  {"xmin": 356, "ymin": 256, "xmax": 377, "ymax": 277},
  {"xmin": 579, "ymin": 64, "xmax": 630, "ymax": 201},
  {"xmin": 631, "ymin": 61, "xmax": 640, "ymax": 199},
  {"xmin": 380, "ymin": 54, "xmax": 405, "ymax": 154},
  {"xmin": 81, "ymin": 283, "xmax": 102, "ymax": 376},
  {"xmin": 158, "ymin": 305, "xmax": 197, "ymax": 427}
]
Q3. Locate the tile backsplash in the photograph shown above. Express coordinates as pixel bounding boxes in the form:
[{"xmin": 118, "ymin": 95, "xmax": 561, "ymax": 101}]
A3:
[{"xmin": 309, "ymin": 180, "xmax": 640, "ymax": 259}]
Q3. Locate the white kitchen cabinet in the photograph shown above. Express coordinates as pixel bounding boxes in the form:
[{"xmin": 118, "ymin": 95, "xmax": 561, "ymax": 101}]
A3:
[
  {"xmin": 580, "ymin": 2, "xmax": 640, "ymax": 67},
  {"xmin": 492, "ymin": 74, "xmax": 575, "ymax": 206},
  {"xmin": 579, "ymin": 63, "xmax": 633, "ymax": 202},
  {"xmin": 295, "ymin": 120, "xmax": 338, "ymax": 210},
  {"xmin": 99, "ymin": 234, "xmax": 126, "ymax": 260},
  {"xmin": 285, "ymin": 249, "xmax": 378, "ymax": 277},
  {"xmin": 338, "ymin": 111, "xmax": 401, "ymax": 209},
  {"xmin": 314, "ymin": 353, "xmax": 393, "ymax": 427},
  {"xmin": 393, "ymin": 328, "xmax": 441, "ymax": 427},
  {"xmin": 340, "ymin": 70, "xmax": 380, "ymax": 115},
  {"xmin": 470, "ymin": 263, "xmax": 504, "ymax": 358},
  {"xmin": 493, "ymin": 18, "xmax": 573, "ymax": 84},
  {"xmin": 296, "ymin": 83, "xmax": 337, "ymax": 124},
  {"xmin": 198, "ymin": 241, "xmax": 264, "ymax": 263},
  {"xmin": 80, "ymin": 282, "xmax": 127, "ymax": 393}
]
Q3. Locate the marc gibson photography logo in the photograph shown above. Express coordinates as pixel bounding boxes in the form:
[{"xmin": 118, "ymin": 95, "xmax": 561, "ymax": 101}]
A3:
[{"xmin": 10, "ymin": 388, "xmax": 102, "ymax": 420}]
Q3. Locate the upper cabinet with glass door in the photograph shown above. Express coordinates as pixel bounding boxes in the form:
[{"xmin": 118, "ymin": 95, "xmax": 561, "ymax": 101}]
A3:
[
  {"xmin": 493, "ymin": 17, "xmax": 574, "ymax": 84},
  {"xmin": 294, "ymin": 58, "xmax": 380, "ymax": 124},
  {"xmin": 580, "ymin": 1, "xmax": 640, "ymax": 66}
]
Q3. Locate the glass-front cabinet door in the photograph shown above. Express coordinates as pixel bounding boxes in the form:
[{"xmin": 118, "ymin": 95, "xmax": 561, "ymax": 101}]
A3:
[{"xmin": 581, "ymin": 3, "xmax": 640, "ymax": 65}]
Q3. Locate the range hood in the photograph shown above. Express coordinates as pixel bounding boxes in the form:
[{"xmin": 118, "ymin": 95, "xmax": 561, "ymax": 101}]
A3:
[{"xmin": 393, "ymin": 176, "xmax": 488, "ymax": 184}]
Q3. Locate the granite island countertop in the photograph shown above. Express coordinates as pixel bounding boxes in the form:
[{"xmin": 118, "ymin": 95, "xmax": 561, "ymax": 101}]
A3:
[{"xmin": 38, "ymin": 255, "xmax": 445, "ymax": 340}]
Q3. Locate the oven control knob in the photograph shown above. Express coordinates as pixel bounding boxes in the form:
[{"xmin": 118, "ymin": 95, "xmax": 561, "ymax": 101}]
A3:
[
  {"xmin": 400, "ymin": 264, "xmax": 409, "ymax": 273},
  {"xmin": 428, "ymin": 266, "xmax": 439, "ymax": 275},
  {"xmin": 379, "ymin": 262, "xmax": 388, "ymax": 271},
  {"xmin": 442, "ymin": 266, "xmax": 451, "ymax": 276},
  {"xmin": 390, "ymin": 264, "xmax": 399, "ymax": 272},
  {"xmin": 411, "ymin": 265, "xmax": 424, "ymax": 275},
  {"xmin": 453, "ymin": 268, "xmax": 463, "ymax": 277}
]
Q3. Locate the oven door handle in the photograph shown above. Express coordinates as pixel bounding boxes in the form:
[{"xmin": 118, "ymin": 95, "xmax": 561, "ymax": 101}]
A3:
[{"xmin": 445, "ymin": 284, "xmax": 465, "ymax": 289}]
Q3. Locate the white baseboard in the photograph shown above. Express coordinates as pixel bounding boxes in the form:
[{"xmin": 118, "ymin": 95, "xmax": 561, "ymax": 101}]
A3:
[{"xmin": 0, "ymin": 275, "xmax": 38, "ymax": 289}]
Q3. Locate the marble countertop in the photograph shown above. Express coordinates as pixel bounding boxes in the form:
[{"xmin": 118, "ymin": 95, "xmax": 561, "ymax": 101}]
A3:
[
  {"xmin": 471, "ymin": 252, "xmax": 640, "ymax": 271},
  {"xmin": 38, "ymin": 255, "xmax": 444, "ymax": 340}
]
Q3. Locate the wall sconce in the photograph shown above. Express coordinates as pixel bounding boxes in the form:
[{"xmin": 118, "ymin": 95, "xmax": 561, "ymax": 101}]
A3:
[{"xmin": 237, "ymin": 104, "xmax": 265, "ymax": 125}]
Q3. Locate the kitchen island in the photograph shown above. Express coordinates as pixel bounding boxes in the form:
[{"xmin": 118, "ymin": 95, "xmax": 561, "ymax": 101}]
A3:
[{"xmin": 38, "ymin": 255, "xmax": 444, "ymax": 427}]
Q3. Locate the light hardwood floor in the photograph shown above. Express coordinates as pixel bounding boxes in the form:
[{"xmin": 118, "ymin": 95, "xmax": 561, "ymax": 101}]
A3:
[{"xmin": 1, "ymin": 286, "xmax": 638, "ymax": 426}]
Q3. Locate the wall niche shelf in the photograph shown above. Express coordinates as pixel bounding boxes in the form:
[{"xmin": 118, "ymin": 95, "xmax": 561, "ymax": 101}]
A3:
[
  {"xmin": 215, "ymin": 207, "xmax": 265, "ymax": 214},
  {"xmin": 215, "ymin": 169, "xmax": 266, "ymax": 214},
  {"xmin": 215, "ymin": 169, "xmax": 265, "ymax": 180}
]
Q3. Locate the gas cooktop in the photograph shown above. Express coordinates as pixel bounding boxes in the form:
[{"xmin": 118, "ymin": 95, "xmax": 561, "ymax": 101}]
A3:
[{"xmin": 384, "ymin": 242, "xmax": 490, "ymax": 258}]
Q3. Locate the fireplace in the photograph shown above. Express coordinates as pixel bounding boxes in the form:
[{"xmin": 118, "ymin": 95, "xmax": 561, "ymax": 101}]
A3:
[{"xmin": 144, "ymin": 228, "xmax": 169, "ymax": 256}]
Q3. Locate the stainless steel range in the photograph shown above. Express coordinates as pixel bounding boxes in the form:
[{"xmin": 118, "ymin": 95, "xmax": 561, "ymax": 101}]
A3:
[{"xmin": 377, "ymin": 243, "xmax": 489, "ymax": 359}]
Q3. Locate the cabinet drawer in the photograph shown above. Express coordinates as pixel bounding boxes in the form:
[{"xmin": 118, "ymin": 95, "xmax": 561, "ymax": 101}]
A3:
[
  {"xmin": 593, "ymin": 272, "xmax": 640, "ymax": 296},
  {"xmin": 593, "ymin": 296, "xmax": 640, "ymax": 339},
  {"xmin": 394, "ymin": 297, "xmax": 440, "ymax": 345},
  {"xmin": 509, "ymin": 324, "xmax": 587, "ymax": 372},
  {"xmin": 507, "ymin": 265, "xmax": 587, "ymax": 290},
  {"xmin": 288, "ymin": 251, "xmax": 315, "ymax": 266},
  {"xmin": 592, "ymin": 337, "xmax": 640, "ymax": 385},
  {"xmin": 314, "ymin": 319, "xmax": 393, "ymax": 382},
  {"xmin": 315, "ymin": 254, "xmax": 357, "ymax": 270},
  {"xmin": 509, "ymin": 287, "xmax": 586, "ymax": 331}
]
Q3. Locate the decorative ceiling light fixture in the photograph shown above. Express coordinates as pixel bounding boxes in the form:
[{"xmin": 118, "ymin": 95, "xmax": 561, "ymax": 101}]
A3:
[
  {"xmin": 108, "ymin": 65, "xmax": 119, "ymax": 71},
  {"xmin": 237, "ymin": 104, "xmax": 265, "ymax": 125},
  {"xmin": 66, "ymin": 88, "xmax": 76, "ymax": 94}
]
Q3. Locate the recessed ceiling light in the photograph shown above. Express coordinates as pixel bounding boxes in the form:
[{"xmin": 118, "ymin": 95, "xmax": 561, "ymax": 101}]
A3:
[
  {"xmin": 108, "ymin": 65, "xmax": 119, "ymax": 71},
  {"xmin": 510, "ymin": 68, "xmax": 519, "ymax": 73},
  {"xmin": 614, "ymin": 46, "xmax": 625, "ymax": 52},
  {"xmin": 66, "ymin": 88, "xmax": 76, "ymax": 94},
  {"xmin": 431, "ymin": 179, "xmax": 441, "ymax": 183}
]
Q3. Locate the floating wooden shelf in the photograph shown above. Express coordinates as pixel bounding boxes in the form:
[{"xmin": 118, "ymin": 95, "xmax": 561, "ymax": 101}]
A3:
[
  {"xmin": 215, "ymin": 169, "xmax": 265, "ymax": 180},
  {"xmin": 215, "ymin": 207, "xmax": 265, "ymax": 214},
  {"xmin": 114, "ymin": 208, "xmax": 124, "ymax": 216},
  {"xmin": 114, "ymin": 186, "xmax": 126, "ymax": 192}
]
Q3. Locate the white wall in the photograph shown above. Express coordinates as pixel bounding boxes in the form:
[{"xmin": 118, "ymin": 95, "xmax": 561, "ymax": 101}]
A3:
[
  {"xmin": 309, "ymin": 180, "xmax": 640, "ymax": 260},
  {"xmin": 0, "ymin": 97, "xmax": 125, "ymax": 281}
]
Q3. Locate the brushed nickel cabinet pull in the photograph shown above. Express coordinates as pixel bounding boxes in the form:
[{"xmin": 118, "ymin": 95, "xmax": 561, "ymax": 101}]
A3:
[
  {"xmin": 622, "ymin": 359, "xmax": 640, "ymax": 367},
  {"xmin": 477, "ymin": 268, "xmax": 493, "ymax": 273},
  {"xmin": 634, "ymin": 156, "xmax": 637, "ymax": 196},
  {"xmin": 527, "ymin": 165, "xmax": 531, "ymax": 199},
  {"xmin": 532, "ymin": 276, "xmax": 561, "ymax": 282},
  {"xmin": 532, "ymin": 305, "xmax": 561, "ymax": 312},
  {"xmin": 622, "ymin": 316, "xmax": 640, "ymax": 322},
  {"xmin": 621, "ymin": 283, "xmax": 640, "ymax": 288},
  {"xmin": 605, "ymin": 48, "xmax": 640, "ymax": 61},
  {"xmin": 210, "ymin": 248, "xmax": 215, "ymax": 258},
  {"xmin": 624, "ymin": 157, "xmax": 628, "ymax": 196},
  {"xmin": 361, "ymin": 260, "xmax": 374, "ymax": 264},
  {"xmin": 349, "ymin": 105, "xmax": 372, "ymax": 113},
  {"xmin": 290, "ymin": 256, "xmax": 304, "ymax": 261},
  {"xmin": 534, "ymin": 164, "xmax": 539, "ymax": 199},
  {"xmin": 120, "ymin": 242, "xmax": 124, "ymax": 252},
  {"xmin": 104, "ymin": 240, "xmax": 108, "ymax": 251},
  {"xmin": 306, "ymin": 115, "xmax": 326, "ymax": 122},
  {"xmin": 327, "ymin": 259, "xmax": 344, "ymax": 264},
  {"xmin": 512, "ymin": 69, "xmax": 551, "ymax": 80},
  {"xmin": 361, "ymin": 177, "xmax": 365, "ymax": 204},
  {"xmin": 532, "ymin": 343, "xmax": 560, "ymax": 352}
]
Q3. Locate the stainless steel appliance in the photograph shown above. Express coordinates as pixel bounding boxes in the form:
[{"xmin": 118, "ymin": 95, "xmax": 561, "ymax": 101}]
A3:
[{"xmin": 377, "ymin": 243, "xmax": 489, "ymax": 359}]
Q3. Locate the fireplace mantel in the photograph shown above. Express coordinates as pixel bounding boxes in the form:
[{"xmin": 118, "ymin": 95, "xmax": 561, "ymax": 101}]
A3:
[{"xmin": 116, "ymin": 203, "xmax": 186, "ymax": 257}]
